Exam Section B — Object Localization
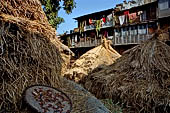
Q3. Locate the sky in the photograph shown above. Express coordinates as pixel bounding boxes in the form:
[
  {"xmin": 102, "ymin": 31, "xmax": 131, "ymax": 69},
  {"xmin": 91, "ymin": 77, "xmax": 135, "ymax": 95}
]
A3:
[{"xmin": 58, "ymin": 0, "xmax": 125, "ymax": 35}]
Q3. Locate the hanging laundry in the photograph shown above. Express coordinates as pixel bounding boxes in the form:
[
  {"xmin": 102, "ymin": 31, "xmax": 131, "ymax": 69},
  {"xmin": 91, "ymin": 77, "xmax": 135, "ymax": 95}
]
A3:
[
  {"xmin": 96, "ymin": 20, "xmax": 101, "ymax": 36},
  {"xmin": 137, "ymin": 11, "xmax": 143, "ymax": 22},
  {"xmin": 137, "ymin": 11, "xmax": 143, "ymax": 21},
  {"xmin": 101, "ymin": 18, "xmax": 104, "ymax": 26},
  {"xmin": 114, "ymin": 16, "xmax": 120, "ymax": 25},
  {"xmin": 124, "ymin": 15, "xmax": 128, "ymax": 24},
  {"xmin": 138, "ymin": 11, "xmax": 143, "ymax": 15},
  {"xmin": 119, "ymin": 15, "xmax": 125, "ymax": 25},
  {"xmin": 92, "ymin": 20, "xmax": 96, "ymax": 23},
  {"xmin": 80, "ymin": 21, "xmax": 85, "ymax": 33},
  {"xmin": 129, "ymin": 13, "xmax": 137, "ymax": 20},
  {"xmin": 124, "ymin": 11, "xmax": 129, "ymax": 15},
  {"xmin": 129, "ymin": 13, "xmax": 137, "ymax": 23},
  {"xmin": 107, "ymin": 14, "xmax": 113, "ymax": 21},
  {"xmin": 89, "ymin": 19, "xmax": 92, "ymax": 24},
  {"xmin": 102, "ymin": 17, "xmax": 106, "ymax": 23},
  {"xmin": 124, "ymin": 11, "xmax": 129, "ymax": 24}
]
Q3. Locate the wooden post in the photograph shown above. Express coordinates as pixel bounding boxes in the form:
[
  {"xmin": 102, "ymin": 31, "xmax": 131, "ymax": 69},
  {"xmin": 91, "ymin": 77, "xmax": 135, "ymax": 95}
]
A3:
[
  {"xmin": 137, "ymin": 25, "xmax": 140, "ymax": 43},
  {"xmin": 121, "ymin": 28, "xmax": 123, "ymax": 44},
  {"xmin": 129, "ymin": 26, "xmax": 131, "ymax": 44},
  {"xmin": 157, "ymin": 21, "xmax": 160, "ymax": 30},
  {"xmin": 85, "ymin": 33, "xmax": 86, "ymax": 46},
  {"xmin": 146, "ymin": 24, "xmax": 149, "ymax": 40},
  {"xmin": 114, "ymin": 29, "xmax": 117, "ymax": 45},
  {"xmin": 95, "ymin": 31, "xmax": 97, "ymax": 46},
  {"xmin": 79, "ymin": 34, "xmax": 82, "ymax": 47}
]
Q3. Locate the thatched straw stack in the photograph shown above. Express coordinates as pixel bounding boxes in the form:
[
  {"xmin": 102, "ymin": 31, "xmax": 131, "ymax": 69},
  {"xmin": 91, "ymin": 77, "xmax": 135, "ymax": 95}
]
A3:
[
  {"xmin": 64, "ymin": 38, "xmax": 121, "ymax": 83},
  {"xmin": 0, "ymin": 0, "xmax": 73, "ymax": 74},
  {"xmin": 0, "ymin": 0, "xmax": 48, "ymax": 23},
  {"xmin": 84, "ymin": 32, "xmax": 170, "ymax": 113},
  {"xmin": 0, "ymin": 13, "xmax": 63, "ymax": 112},
  {"xmin": 51, "ymin": 38, "xmax": 75, "ymax": 75},
  {"xmin": 0, "ymin": 0, "xmax": 110, "ymax": 113}
]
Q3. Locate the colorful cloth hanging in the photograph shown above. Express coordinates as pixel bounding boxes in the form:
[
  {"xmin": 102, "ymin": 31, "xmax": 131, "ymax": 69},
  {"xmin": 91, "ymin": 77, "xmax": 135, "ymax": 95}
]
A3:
[
  {"xmin": 124, "ymin": 11, "xmax": 129, "ymax": 15},
  {"xmin": 80, "ymin": 21, "xmax": 85, "ymax": 33},
  {"xmin": 96, "ymin": 20, "xmax": 101, "ymax": 36},
  {"xmin": 138, "ymin": 11, "xmax": 143, "ymax": 15},
  {"xmin": 123, "ymin": 11, "xmax": 129, "ymax": 24},
  {"xmin": 102, "ymin": 17, "xmax": 106, "ymax": 23},
  {"xmin": 119, "ymin": 15, "xmax": 125, "ymax": 25},
  {"xmin": 129, "ymin": 13, "xmax": 137, "ymax": 23},
  {"xmin": 89, "ymin": 19, "xmax": 92, "ymax": 24},
  {"xmin": 114, "ymin": 16, "xmax": 120, "ymax": 24},
  {"xmin": 107, "ymin": 14, "xmax": 113, "ymax": 21}
]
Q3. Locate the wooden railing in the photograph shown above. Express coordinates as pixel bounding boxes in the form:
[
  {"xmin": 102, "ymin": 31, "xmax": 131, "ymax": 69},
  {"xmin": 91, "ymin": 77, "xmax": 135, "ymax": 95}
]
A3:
[
  {"xmin": 112, "ymin": 34, "xmax": 153, "ymax": 45},
  {"xmin": 73, "ymin": 39, "xmax": 101, "ymax": 48},
  {"xmin": 85, "ymin": 21, "xmax": 113, "ymax": 31},
  {"xmin": 70, "ymin": 34, "xmax": 153, "ymax": 48}
]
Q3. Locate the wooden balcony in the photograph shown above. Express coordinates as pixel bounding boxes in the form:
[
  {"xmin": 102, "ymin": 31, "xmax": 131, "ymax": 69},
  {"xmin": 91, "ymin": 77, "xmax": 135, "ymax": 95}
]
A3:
[
  {"xmin": 85, "ymin": 25, "xmax": 95, "ymax": 31},
  {"xmin": 70, "ymin": 34, "xmax": 153, "ymax": 48},
  {"xmin": 71, "ymin": 39, "xmax": 101, "ymax": 48},
  {"xmin": 84, "ymin": 21, "xmax": 113, "ymax": 31},
  {"xmin": 112, "ymin": 34, "xmax": 153, "ymax": 45}
]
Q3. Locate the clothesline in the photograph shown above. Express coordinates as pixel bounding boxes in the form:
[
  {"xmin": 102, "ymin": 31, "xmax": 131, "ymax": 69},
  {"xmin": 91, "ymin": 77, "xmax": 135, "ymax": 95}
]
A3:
[{"xmin": 79, "ymin": 10, "xmax": 149, "ymax": 33}]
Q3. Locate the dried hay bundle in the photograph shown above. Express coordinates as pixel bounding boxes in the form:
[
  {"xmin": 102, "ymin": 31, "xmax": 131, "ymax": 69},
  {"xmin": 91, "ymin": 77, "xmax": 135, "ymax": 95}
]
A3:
[
  {"xmin": 0, "ymin": 0, "xmax": 48, "ymax": 23},
  {"xmin": 1, "ymin": 14, "xmax": 56, "ymax": 38},
  {"xmin": 0, "ymin": 1, "xmax": 110, "ymax": 112},
  {"xmin": 51, "ymin": 38, "xmax": 75, "ymax": 75},
  {"xmin": 0, "ymin": 14, "xmax": 63, "ymax": 112},
  {"xmin": 0, "ymin": 8, "xmax": 108, "ymax": 113},
  {"xmin": 64, "ymin": 38, "xmax": 121, "ymax": 83},
  {"xmin": 84, "ymin": 32, "xmax": 170, "ymax": 113},
  {"xmin": 60, "ymin": 53, "xmax": 71, "ymax": 75}
]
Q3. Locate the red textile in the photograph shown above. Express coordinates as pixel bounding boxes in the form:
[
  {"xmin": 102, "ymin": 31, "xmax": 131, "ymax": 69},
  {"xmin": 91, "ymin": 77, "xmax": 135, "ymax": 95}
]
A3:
[
  {"xmin": 129, "ymin": 13, "xmax": 137, "ymax": 20},
  {"xmin": 124, "ymin": 11, "xmax": 129, "ymax": 15},
  {"xmin": 102, "ymin": 17, "xmax": 106, "ymax": 23},
  {"xmin": 89, "ymin": 19, "xmax": 92, "ymax": 24}
]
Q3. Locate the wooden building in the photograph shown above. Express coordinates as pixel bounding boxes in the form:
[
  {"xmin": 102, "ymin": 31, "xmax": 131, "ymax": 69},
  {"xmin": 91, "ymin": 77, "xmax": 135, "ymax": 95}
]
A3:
[
  {"xmin": 60, "ymin": 0, "xmax": 170, "ymax": 56},
  {"xmin": 158, "ymin": 0, "xmax": 170, "ymax": 28}
]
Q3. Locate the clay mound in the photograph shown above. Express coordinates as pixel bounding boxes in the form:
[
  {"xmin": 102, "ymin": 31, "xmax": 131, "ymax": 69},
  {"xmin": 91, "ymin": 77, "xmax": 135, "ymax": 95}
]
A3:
[
  {"xmin": 84, "ymin": 32, "xmax": 170, "ymax": 113},
  {"xmin": 64, "ymin": 39, "xmax": 121, "ymax": 83},
  {"xmin": 0, "ymin": 0, "xmax": 48, "ymax": 23}
]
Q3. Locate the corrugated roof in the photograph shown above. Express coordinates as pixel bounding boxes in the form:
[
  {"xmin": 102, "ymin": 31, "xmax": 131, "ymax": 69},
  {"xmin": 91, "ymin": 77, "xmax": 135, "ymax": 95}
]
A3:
[{"xmin": 74, "ymin": 8, "xmax": 113, "ymax": 20}]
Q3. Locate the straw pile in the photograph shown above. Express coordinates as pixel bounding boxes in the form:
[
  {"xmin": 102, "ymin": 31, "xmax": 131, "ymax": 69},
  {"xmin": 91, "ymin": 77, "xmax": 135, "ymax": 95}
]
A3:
[
  {"xmin": 84, "ymin": 32, "xmax": 170, "ymax": 113},
  {"xmin": 51, "ymin": 38, "xmax": 75, "ymax": 75},
  {"xmin": 64, "ymin": 38, "xmax": 121, "ymax": 83},
  {"xmin": 0, "ymin": 13, "xmax": 63, "ymax": 112},
  {"xmin": 0, "ymin": 0, "xmax": 48, "ymax": 23},
  {"xmin": 0, "ymin": 0, "xmax": 110, "ymax": 113}
]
